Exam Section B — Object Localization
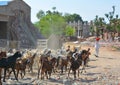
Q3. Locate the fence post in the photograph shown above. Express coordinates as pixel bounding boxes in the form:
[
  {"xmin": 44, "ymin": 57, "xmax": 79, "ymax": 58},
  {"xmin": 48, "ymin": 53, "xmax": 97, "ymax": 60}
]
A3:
[{"xmin": 37, "ymin": 39, "xmax": 48, "ymax": 49}]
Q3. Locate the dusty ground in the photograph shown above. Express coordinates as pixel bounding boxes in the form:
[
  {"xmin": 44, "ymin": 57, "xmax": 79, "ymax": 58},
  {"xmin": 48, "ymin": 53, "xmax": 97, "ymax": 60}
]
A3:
[{"xmin": 1, "ymin": 41, "xmax": 120, "ymax": 85}]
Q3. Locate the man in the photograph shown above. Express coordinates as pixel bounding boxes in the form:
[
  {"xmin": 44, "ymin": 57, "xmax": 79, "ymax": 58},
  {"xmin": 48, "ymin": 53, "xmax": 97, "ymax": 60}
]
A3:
[
  {"xmin": 72, "ymin": 46, "xmax": 78, "ymax": 59},
  {"xmin": 94, "ymin": 37, "xmax": 100, "ymax": 57}
]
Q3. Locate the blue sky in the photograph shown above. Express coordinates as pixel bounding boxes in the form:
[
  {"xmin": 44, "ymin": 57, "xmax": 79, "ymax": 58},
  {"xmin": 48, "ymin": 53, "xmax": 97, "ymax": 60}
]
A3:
[
  {"xmin": 0, "ymin": 1, "xmax": 10, "ymax": 5},
  {"xmin": 0, "ymin": 0, "xmax": 120, "ymax": 23}
]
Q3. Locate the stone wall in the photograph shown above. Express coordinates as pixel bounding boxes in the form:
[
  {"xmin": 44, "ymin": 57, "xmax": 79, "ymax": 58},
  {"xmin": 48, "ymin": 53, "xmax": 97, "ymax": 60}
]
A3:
[
  {"xmin": 0, "ymin": 0, "xmax": 43, "ymax": 48},
  {"xmin": 67, "ymin": 21, "xmax": 90, "ymax": 38}
]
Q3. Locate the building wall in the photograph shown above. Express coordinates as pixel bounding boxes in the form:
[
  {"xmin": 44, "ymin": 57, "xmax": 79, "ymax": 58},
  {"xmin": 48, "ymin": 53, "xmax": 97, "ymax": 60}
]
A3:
[
  {"xmin": 0, "ymin": 0, "xmax": 42, "ymax": 48},
  {"xmin": 67, "ymin": 21, "xmax": 90, "ymax": 38},
  {"xmin": 0, "ymin": 21, "xmax": 7, "ymax": 39},
  {"xmin": 0, "ymin": 14, "xmax": 9, "ymax": 21},
  {"xmin": 83, "ymin": 24, "xmax": 90, "ymax": 38},
  {"xmin": 8, "ymin": 0, "xmax": 31, "ymax": 21},
  {"xmin": 0, "ymin": 0, "xmax": 30, "ymax": 21}
]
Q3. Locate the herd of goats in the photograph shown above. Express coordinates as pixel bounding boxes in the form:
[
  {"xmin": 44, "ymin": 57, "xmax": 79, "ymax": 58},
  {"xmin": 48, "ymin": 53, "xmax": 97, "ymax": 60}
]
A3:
[{"xmin": 0, "ymin": 46, "xmax": 91, "ymax": 84}]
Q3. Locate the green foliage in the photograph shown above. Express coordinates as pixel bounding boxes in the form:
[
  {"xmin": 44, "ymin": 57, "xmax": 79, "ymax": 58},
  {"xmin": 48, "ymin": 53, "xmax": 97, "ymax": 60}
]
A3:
[
  {"xmin": 36, "ymin": 10, "xmax": 45, "ymax": 19},
  {"xmin": 52, "ymin": 7, "xmax": 56, "ymax": 11},
  {"xmin": 106, "ymin": 24, "xmax": 113, "ymax": 31},
  {"xmin": 116, "ymin": 19, "xmax": 120, "ymax": 32},
  {"xmin": 116, "ymin": 25, "xmax": 120, "ymax": 32},
  {"xmin": 64, "ymin": 13, "xmax": 83, "ymax": 22},
  {"xmin": 34, "ymin": 8, "xmax": 66, "ymax": 38},
  {"xmin": 34, "ymin": 7, "xmax": 84, "ymax": 38},
  {"xmin": 92, "ymin": 15, "xmax": 106, "ymax": 36},
  {"xmin": 64, "ymin": 26, "xmax": 75, "ymax": 36},
  {"xmin": 90, "ymin": 26, "xmax": 94, "ymax": 33},
  {"xmin": 94, "ymin": 15, "xmax": 105, "ymax": 27},
  {"xmin": 34, "ymin": 6, "xmax": 120, "ymax": 39},
  {"xmin": 104, "ymin": 6, "xmax": 120, "ymax": 32},
  {"xmin": 34, "ymin": 21, "xmax": 40, "ymax": 28}
]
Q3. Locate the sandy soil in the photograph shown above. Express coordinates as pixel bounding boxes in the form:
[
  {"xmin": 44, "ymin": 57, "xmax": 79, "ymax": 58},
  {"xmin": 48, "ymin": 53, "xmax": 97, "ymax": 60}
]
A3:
[{"xmin": 1, "ymin": 41, "xmax": 120, "ymax": 85}]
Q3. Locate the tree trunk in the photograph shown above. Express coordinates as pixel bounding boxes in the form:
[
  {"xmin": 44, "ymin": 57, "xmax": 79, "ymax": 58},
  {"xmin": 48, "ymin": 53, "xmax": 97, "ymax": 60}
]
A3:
[
  {"xmin": 106, "ymin": 32, "xmax": 109, "ymax": 41},
  {"xmin": 118, "ymin": 32, "xmax": 120, "ymax": 42},
  {"xmin": 101, "ymin": 29, "xmax": 104, "ymax": 40}
]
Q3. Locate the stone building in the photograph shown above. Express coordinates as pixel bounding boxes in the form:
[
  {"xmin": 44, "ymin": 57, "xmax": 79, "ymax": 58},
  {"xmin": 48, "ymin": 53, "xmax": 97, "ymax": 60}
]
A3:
[
  {"xmin": 0, "ymin": 0, "xmax": 43, "ymax": 48},
  {"xmin": 68, "ymin": 20, "xmax": 90, "ymax": 38}
]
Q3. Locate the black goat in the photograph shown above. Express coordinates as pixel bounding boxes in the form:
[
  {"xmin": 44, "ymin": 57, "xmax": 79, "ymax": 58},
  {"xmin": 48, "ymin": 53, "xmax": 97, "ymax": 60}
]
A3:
[
  {"xmin": 68, "ymin": 50, "xmax": 88, "ymax": 79},
  {"xmin": 0, "ymin": 51, "xmax": 22, "ymax": 82}
]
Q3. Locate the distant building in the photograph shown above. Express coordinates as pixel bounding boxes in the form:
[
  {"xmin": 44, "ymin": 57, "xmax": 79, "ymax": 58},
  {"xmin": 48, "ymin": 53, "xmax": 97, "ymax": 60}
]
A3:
[
  {"xmin": 0, "ymin": 0, "xmax": 43, "ymax": 48},
  {"xmin": 67, "ymin": 20, "xmax": 91, "ymax": 38}
]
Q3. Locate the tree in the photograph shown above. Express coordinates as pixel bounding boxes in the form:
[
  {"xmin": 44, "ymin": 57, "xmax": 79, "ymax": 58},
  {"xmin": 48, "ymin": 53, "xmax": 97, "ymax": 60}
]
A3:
[
  {"xmin": 92, "ymin": 15, "xmax": 106, "ymax": 38},
  {"xmin": 64, "ymin": 13, "xmax": 83, "ymax": 22},
  {"xmin": 64, "ymin": 26, "xmax": 75, "ymax": 36},
  {"xmin": 34, "ymin": 8, "xmax": 84, "ymax": 39},
  {"xmin": 105, "ymin": 6, "xmax": 119, "ymax": 41},
  {"xmin": 36, "ymin": 10, "xmax": 45, "ymax": 20},
  {"xmin": 52, "ymin": 7, "xmax": 56, "ymax": 11},
  {"xmin": 34, "ymin": 8, "xmax": 66, "ymax": 38}
]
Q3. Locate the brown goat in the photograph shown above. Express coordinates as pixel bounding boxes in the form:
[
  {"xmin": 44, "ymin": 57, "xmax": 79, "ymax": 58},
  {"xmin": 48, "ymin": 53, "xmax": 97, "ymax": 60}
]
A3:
[
  {"xmin": 0, "ymin": 51, "xmax": 7, "ymax": 85},
  {"xmin": 26, "ymin": 53, "xmax": 37, "ymax": 73},
  {"xmin": 8, "ymin": 58, "xmax": 28, "ymax": 79}
]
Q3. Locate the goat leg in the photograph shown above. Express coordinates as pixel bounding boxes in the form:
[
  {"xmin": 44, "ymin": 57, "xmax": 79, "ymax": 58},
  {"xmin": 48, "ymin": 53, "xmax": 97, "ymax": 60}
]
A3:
[
  {"xmin": 61, "ymin": 66, "xmax": 63, "ymax": 74},
  {"xmin": 37, "ymin": 67, "xmax": 41, "ymax": 79},
  {"xmin": 0, "ymin": 68, "xmax": 2, "ymax": 84},
  {"xmin": 68, "ymin": 67, "xmax": 71, "ymax": 78},
  {"xmin": 12, "ymin": 68, "xmax": 18, "ymax": 81},
  {"xmin": 22, "ymin": 70, "xmax": 26, "ymax": 79},
  {"xmin": 7, "ymin": 69, "xmax": 12, "ymax": 79},
  {"xmin": 16, "ymin": 70, "xmax": 19, "ymax": 79},
  {"xmin": 74, "ymin": 71, "xmax": 76, "ymax": 79},
  {"xmin": 45, "ymin": 71, "xmax": 48, "ymax": 79},
  {"xmin": 78, "ymin": 69, "xmax": 80, "ymax": 78},
  {"xmin": 3, "ymin": 68, "xmax": 7, "ymax": 82}
]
